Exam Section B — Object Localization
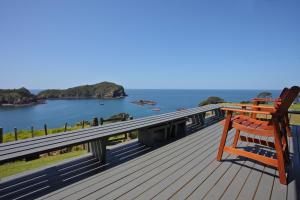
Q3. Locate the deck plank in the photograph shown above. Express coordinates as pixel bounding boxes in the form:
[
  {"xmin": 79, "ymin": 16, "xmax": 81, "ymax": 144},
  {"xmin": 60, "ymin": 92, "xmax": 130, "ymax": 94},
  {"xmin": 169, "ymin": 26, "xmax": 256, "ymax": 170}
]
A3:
[
  {"xmin": 37, "ymin": 123, "xmax": 220, "ymax": 200},
  {"xmin": 220, "ymin": 160, "xmax": 256, "ymax": 200},
  {"xmin": 72, "ymin": 125, "xmax": 223, "ymax": 200},
  {"xmin": 117, "ymin": 128, "xmax": 234, "ymax": 200}
]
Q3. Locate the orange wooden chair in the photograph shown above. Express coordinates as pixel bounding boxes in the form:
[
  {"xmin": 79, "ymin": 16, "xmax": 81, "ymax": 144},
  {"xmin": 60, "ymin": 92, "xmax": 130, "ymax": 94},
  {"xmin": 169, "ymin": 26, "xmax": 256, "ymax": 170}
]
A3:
[{"xmin": 217, "ymin": 86, "xmax": 300, "ymax": 185}]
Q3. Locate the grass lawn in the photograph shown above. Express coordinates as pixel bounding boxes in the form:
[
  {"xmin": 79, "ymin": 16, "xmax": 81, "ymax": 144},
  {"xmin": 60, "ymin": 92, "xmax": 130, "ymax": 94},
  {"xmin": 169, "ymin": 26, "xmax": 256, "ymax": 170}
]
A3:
[
  {"xmin": 3, "ymin": 124, "xmax": 91, "ymax": 143},
  {"xmin": 0, "ymin": 150, "xmax": 87, "ymax": 178}
]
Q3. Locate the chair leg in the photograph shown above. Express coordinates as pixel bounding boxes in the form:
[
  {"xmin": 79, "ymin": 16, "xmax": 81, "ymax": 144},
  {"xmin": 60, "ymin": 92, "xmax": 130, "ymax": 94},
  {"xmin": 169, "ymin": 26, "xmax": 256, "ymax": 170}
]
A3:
[
  {"xmin": 280, "ymin": 118, "xmax": 290, "ymax": 164},
  {"xmin": 274, "ymin": 121, "xmax": 287, "ymax": 185},
  {"xmin": 232, "ymin": 129, "xmax": 240, "ymax": 148},
  {"xmin": 282, "ymin": 127, "xmax": 290, "ymax": 164},
  {"xmin": 284, "ymin": 114, "xmax": 292, "ymax": 137},
  {"xmin": 217, "ymin": 111, "xmax": 232, "ymax": 161}
]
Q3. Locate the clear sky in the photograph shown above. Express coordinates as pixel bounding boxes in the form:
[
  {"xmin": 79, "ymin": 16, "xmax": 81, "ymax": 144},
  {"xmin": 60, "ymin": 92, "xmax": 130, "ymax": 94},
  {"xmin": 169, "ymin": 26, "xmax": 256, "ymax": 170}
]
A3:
[{"xmin": 0, "ymin": 0, "xmax": 299, "ymax": 90}]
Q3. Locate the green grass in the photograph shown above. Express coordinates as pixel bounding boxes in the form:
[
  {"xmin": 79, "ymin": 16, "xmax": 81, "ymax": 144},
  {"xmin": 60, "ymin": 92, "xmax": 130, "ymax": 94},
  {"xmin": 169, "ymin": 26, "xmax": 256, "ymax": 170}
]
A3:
[
  {"xmin": 0, "ymin": 119, "xmax": 138, "ymax": 178},
  {"xmin": 290, "ymin": 103, "xmax": 300, "ymax": 110},
  {"xmin": 0, "ymin": 150, "xmax": 87, "ymax": 178},
  {"xmin": 3, "ymin": 124, "xmax": 91, "ymax": 143}
]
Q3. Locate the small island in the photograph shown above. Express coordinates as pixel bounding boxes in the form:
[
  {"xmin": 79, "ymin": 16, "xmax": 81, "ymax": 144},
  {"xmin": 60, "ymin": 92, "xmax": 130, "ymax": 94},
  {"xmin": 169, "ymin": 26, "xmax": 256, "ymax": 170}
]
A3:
[{"xmin": 131, "ymin": 100, "xmax": 157, "ymax": 106}]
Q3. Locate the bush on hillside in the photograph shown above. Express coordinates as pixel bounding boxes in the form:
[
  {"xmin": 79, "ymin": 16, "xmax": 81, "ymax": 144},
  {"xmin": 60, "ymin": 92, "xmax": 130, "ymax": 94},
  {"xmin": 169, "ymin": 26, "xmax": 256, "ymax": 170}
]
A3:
[
  {"xmin": 257, "ymin": 91, "xmax": 272, "ymax": 98},
  {"xmin": 199, "ymin": 96, "xmax": 224, "ymax": 106}
]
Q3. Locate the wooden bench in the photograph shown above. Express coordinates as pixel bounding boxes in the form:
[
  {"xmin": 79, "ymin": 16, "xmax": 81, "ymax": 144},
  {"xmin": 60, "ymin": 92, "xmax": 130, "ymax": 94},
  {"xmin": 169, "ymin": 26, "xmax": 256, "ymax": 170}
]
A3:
[{"xmin": 0, "ymin": 104, "xmax": 223, "ymax": 165}]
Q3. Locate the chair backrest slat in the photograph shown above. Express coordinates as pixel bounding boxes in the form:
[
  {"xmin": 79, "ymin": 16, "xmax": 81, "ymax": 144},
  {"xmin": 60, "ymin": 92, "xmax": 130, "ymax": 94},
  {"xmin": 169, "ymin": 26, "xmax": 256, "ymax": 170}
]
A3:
[{"xmin": 275, "ymin": 86, "xmax": 300, "ymax": 116}]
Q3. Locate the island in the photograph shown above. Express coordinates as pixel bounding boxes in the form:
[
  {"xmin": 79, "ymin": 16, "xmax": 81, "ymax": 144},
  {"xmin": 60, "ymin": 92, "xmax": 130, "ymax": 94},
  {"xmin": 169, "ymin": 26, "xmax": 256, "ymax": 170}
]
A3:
[
  {"xmin": 0, "ymin": 87, "xmax": 43, "ymax": 106},
  {"xmin": 131, "ymin": 100, "xmax": 157, "ymax": 106},
  {"xmin": 37, "ymin": 82, "xmax": 127, "ymax": 99},
  {"xmin": 0, "ymin": 82, "xmax": 127, "ymax": 106}
]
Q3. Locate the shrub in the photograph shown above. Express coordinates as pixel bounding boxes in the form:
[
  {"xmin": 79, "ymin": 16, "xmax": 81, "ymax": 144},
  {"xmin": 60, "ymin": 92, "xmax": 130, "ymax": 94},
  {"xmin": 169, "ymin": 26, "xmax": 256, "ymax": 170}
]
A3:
[
  {"xmin": 257, "ymin": 91, "xmax": 272, "ymax": 98},
  {"xmin": 199, "ymin": 96, "xmax": 224, "ymax": 106}
]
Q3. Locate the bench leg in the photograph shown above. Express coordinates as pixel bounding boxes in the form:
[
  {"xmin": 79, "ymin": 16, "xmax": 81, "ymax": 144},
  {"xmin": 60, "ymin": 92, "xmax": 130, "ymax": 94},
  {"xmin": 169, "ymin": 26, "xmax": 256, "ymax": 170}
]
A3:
[
  {"xmin": 200, "ymin": 112, "xmax": 205, "ymax": 126},
  {"xmin": 90, "ymin": 139, "xmax": 106, "ymax": 164}
]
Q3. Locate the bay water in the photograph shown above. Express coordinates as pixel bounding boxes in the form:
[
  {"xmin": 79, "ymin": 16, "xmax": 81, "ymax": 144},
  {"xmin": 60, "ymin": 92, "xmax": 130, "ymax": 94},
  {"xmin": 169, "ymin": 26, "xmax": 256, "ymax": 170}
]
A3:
[{"xmin": 0, "ymin": 89, "xmax": 280, "ymax": 132}]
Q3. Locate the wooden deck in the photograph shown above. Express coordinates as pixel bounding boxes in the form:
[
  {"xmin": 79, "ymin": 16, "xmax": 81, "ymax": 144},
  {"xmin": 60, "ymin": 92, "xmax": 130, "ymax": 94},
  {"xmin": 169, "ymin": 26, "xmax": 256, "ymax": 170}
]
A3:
[
  {"xmin": 30, "ymin": 123, "xmax": 299, "ymax": 200},
  {"xmin": 1, "ymin": 121, "xmax": 299, "ymax": 200}
]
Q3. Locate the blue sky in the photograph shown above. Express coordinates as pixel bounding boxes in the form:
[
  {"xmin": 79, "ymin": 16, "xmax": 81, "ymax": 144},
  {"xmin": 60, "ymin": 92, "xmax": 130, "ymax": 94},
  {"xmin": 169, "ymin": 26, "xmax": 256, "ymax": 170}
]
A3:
[{"xmin": 0, "ymin": 0, "xmax": 299, "ymax": 90}]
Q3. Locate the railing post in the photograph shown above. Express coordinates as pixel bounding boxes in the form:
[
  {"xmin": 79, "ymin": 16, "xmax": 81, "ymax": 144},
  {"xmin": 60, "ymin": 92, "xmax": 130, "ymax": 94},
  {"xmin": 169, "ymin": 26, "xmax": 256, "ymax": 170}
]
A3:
[
  {"xmin": 200, "ymin": 112, "xmax": 206, "ymax": 126},
  {"xmin": 100, "ymin": 118, "xmax": 104, "ymax": 125},
  {"xmin": 31, "ymin": 126, "xmax": 34, "ymax": 138},
  {"xmin": 0, "ymin": 127, "xmax": 3, "ymax": 143},
  {"xmin": 92, "ymin": 117, "xmax": 99, "ymax": 126},
  {"xmin": 14, "ymin": 127, "xmax": 18, "ymax": 141},
  {"xmin": 64, "ymin": 123, "xmax": 68, "ymax": 132},
  {"xmin": 44, "ymin": 124, "xmax": 48, "ymax": 135}
]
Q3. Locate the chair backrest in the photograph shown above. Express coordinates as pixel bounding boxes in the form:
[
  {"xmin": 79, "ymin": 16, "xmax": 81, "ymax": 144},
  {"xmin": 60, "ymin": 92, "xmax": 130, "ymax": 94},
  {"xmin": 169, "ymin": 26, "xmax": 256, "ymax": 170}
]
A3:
[
  {"xmin": 275, "ymin": 86, "xmax": 300, "ymax": 116},
  {"xmin": 273, "ymin": 87, "xmax": 289, "ymax": 108},
  {"xmin": 279, "ymin": 87, "xmax": 289, "ymax": 98}
]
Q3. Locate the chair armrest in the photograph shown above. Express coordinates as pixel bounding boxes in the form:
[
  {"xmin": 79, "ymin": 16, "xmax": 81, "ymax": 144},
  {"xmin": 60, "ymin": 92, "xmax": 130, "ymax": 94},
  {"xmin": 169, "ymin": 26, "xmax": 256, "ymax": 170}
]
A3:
[
  {"xmin": 252, "ymin": 98, "xmax": 281, "ymax": 102},
  {"xmin": 230, "ymin": 104, "xmax": 276, "ymax": 112},
  {"xmin": 221, "ymin": 107, "xmax": 273, "ymax": 115}
]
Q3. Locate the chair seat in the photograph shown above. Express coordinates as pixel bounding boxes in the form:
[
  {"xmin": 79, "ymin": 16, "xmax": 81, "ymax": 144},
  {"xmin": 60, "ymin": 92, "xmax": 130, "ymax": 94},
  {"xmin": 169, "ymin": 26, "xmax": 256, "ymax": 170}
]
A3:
[{"xmin": 221, "ymin": 115, "xmax": 274, "ymax": 137}]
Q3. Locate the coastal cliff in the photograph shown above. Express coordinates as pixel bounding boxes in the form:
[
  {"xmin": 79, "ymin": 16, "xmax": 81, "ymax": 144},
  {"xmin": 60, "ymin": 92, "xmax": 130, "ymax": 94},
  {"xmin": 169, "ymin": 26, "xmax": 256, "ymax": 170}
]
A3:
[
  {"xmin": 0, "ymin": 87, "xmax": 40, "ymax": 106},
  {"xmin": 37, "ymin": 82, "xmax": 127, "ymax": 99}
]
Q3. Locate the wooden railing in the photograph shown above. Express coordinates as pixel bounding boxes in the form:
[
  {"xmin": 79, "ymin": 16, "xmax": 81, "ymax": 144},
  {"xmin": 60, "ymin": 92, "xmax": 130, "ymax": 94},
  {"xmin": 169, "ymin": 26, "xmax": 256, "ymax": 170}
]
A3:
[{"xmin": 0, "ymin": 104, "xmax": 223, "ymax": 164}]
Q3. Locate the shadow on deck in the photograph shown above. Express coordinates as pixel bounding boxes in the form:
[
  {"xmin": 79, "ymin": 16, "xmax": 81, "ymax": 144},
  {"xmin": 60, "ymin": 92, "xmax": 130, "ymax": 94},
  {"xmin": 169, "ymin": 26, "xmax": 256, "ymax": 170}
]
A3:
[{"xmin": 0, "ymin": 117, "xmax": 220, "ymax": 200}]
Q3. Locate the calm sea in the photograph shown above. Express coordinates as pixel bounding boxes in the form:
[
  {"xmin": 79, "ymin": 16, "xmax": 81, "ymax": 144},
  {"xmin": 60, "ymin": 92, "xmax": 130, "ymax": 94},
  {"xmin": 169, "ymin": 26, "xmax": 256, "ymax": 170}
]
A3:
[{"xmin": 0, "ymin": 89, "xmax": 280, "ymax": 132}]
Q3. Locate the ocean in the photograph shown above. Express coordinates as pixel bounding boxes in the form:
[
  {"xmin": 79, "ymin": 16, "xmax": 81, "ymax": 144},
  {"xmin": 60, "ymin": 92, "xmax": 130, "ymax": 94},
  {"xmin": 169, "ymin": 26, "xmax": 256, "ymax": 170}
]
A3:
[{"xmin": 0, "ymin": 89, "xmax": 281, "ymax": 132}]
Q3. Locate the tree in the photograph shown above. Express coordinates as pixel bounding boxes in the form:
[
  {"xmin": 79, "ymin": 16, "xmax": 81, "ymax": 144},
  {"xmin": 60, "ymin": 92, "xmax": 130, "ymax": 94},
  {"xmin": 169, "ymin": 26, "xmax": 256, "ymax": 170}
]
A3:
[
  {"xmin": 257, "ymin": 91, "xmax": 272, "ymax": 98},
  {"xmin": 199, "ymin": 96, "xmax": 224, "ymax": 106}
]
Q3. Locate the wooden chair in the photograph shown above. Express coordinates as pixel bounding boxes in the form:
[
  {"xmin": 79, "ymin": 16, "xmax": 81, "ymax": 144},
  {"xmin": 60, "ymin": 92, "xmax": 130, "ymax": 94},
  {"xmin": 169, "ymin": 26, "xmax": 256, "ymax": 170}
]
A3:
[{"xmin": 217, "ymin": 86, "xmax": 300, "ymax": 185}]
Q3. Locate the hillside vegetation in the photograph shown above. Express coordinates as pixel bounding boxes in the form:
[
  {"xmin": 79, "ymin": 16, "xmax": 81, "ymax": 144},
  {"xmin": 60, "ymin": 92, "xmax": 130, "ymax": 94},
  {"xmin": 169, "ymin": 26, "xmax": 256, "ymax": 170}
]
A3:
[{"xmin": 37, "ymin": 81, "xmax": 126, "ymax": 99}]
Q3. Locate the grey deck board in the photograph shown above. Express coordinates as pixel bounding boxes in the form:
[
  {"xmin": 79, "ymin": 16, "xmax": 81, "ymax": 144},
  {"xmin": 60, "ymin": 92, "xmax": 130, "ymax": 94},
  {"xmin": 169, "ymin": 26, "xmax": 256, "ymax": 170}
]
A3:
[
  {"xmin": 148, "ymin": 130, "xmax": 235, "ymax": 200},
  {"xmin": 220, "ymin": 160, "xmax": 256, "ymax": 200},
  {"xmin": 4, "ymin": 123, "xmax": 298, "ymax": 200},
  {"xmin": 253, "ymin": 136, "xmax": 276, "ymax": 200},
  {"xmin": 0, "ymin": 105, "xmax": 220, "ymax": 162},
  {"xmin": 254, "ymin": 165, "xmax": 275, "ymax": 200},
  {"xmin": 43, "ymin": 124, "xmax": 222, "ymax": 200},
  {"xmin": 94, "ymin": 129, "xmax": 224, "ymax": 200},
  {"xmin": 37, "ymin": 122, "xmax": 221, "ymax": 200},
  {"xmin": 236, "ymin": 162, "xmax": 265, "ymax": 200},
  {"xmin": 203, "ymin": 157, "xmax": 246, "ymax": 200},
  {"xmin": 186, "ymin": 153, "xmax": 236, "ymax": 200},
  {"xmin": 104, "ymin": 126, "xmax": 226, "ymax": 200},
  {"xmin": 271, "ymin": 170, "xmax": 288, "ymax": 200}
]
